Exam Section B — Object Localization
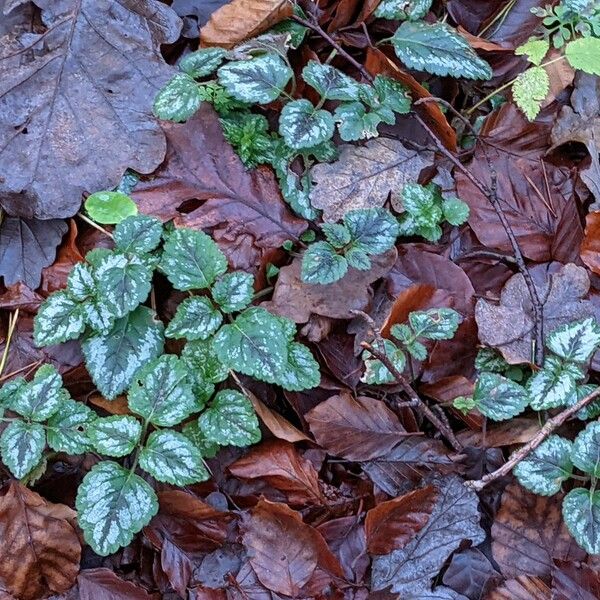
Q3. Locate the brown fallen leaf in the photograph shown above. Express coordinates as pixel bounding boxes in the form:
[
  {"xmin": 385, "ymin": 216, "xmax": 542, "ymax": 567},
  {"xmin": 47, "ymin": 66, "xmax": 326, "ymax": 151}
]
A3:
[
  {"xmin": 78, "ymin": 568, "xmax": 154, "ymax": 600},
  {"xmin": 0, "ymin": 482, "xmax": 80, "ymax": 600},
  {"xmin": 552, "ymin": 560, "xmax": 600, "ymax": 600},
  {"xmin": 200, "ymin": 0, "xmax": 293, "ymax": 49},
  {"xmin": 365, "ymin": 485, "xmax": 438, "ymax": 555},
  {"xmin": 581, "ymin": 211, "xmax": 600, "ymax": 275},
  {"xmin": 491, "ymin": 483, "xmax": 585, "ymax": 579},
  {"xmin": 457, "ymin": 417, "xmax": 540, "ymax": 448},
  {"xmin": 229, "ymin": 439, "xmax": 324, "ymax": 507},
  {"xmin": 309, "ymin": 138, "xmax": 433, "ymax": 221},
  {"xmin": 442, "ymin": 547, "xmax": 499, "ymax": 599},
  {"xmin": 486, "ymin": 576, "xmax": 552, "ymax": 600}
]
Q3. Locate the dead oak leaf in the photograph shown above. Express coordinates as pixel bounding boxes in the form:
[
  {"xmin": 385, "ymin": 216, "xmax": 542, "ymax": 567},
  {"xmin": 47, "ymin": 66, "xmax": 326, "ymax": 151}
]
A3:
[
  {"xmin": 309, "ymin": 138, "xmax": 433, "ymax": 222},
  {"xmin": 0, "ymin": 482, "xmax": 81, "ymax": 600},
  {"xmin": 0, "ymin": 0, "xmax": 181, "ymax": 219}
]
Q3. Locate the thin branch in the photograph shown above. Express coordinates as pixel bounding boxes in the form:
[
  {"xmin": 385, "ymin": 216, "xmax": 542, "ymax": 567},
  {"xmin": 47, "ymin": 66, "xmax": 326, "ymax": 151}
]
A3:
[{"xmin": 465, "ymin": 386, "xmax": 600, "ymax": 492}]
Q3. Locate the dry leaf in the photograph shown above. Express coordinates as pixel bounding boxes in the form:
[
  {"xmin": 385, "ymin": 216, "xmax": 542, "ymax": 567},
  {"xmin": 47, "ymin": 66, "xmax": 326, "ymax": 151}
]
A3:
[
  {"xmin": 309, "ymin": 138, "xmax": 433, "ymax": 222},
  {"xmin": 486, "ymin": 576, "xmax": 552, "ymax": 600},
  {"xmin": 200, "ymin": 0, "xmax": 293, "ymax": 49},
  {"xmin": 581, "ymin": 211, "xmax": 600, "ymax": 275}
]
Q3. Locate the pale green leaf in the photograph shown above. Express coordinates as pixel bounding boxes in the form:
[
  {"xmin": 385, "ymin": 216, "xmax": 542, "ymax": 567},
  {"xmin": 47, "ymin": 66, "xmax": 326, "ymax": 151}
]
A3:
[
  {"xmin": 165, "ymin": 296, "xmax": 222, "ymax": 340},
  {"xmin": 139, "ymin": 430, "xmax": 209, "ymax": 485},
  {"xmin": 546, "ymin": 317, "xmax": 600, "ymax": 363},
  {"xmin": 9, "ymin": 365, "xmax": 64, "ymax": 421},
  {"xmin": 85, "ymin": 191, "xmax": 138, "ymax": 225},
  {"xmin": 562, "ymin": 488, "xmax": 600, "ymax": 554},
  {"xmin": 0, "ymin": 421, "xmax": 45, "ymax": 480},
  {"xmin": 279, "ymin": 99, "xmax": 335, "ymax": 150},
  {"xmin": 33, "ymin": 291, "xmax": 85, "ymax": 347},
  {"xmin": 113, "ymin": 215, "xmax": 163, "ymax": 255},
  {"xmin": 181, "ymin": 339, "xmax": 229, "ymax": 384},
  {"xmin": 512, "ymin": 66, "xmax": 549, "ymax": 121},
  {"xmin": 442, "ymin": 197, "xmax": 470, "ymax": 226},
  {"xmin": 76, "ymin": 461, "xmax": 158, "ymax": 556},
  {"xmin": 565, "ymin": 37, "xmax": 600, "ymax": 76},
  {"xmin": 302, "ymin": 61, "xmax": 362, "ymax": 100},
  {"xmin": 515, "ymin": 39, "xmax": 550, "ymax": 65},
  {"xmin": 408, "ymin": 308, "xmax": 462, "ymax": 340},
  {"xmin": 198, "ymin": 389, "xmax": 261, "ymax": 447},
  {"xmin": 473, "ymin": 372, "xmax": 529, "ymax": 420},
  {"xmin": 180, "ymin": 48, "xmax": 226, "ymax": 78},
  {"xmin": 513, "ymin": 435, "xmax": 573, "ymax": 496},
  {"xmin": 276, "ymin": 342, "xmax": 320, "ymax": 391},
  {"xmin": 153, "ymin": 73, "xmax": 203, "ymax": 122},
  {"xmin": 361, "ymin": 340, "xmax": 406, "ymax": 385},
  {"xmin": 375, "ymin": 0, "xmax": 432, "ymax": 20},
  {"xmin": 571, "ymin": 421, "xmax": 600, "ymax": 477},
  {"xmin": 87, "ymin": 416, "xmax": 142, "ymax": 457},
  {"xmin": 528, "ymin": 356, "xmax": 582, "ymax": 410},
  {"xmin": 301, "ymin": 242, "xmax": 348, "ymax": 284},
  {"xmin": 212, "ymin": 271, "xmax": 255, "ymax": 313},
  {"xmin": 344, "ymin": 208, "xmax": 399, "ymax": 254},
  {"xmin": 47, "ymin": 398, "xmax": 96, "ymax": 455}
]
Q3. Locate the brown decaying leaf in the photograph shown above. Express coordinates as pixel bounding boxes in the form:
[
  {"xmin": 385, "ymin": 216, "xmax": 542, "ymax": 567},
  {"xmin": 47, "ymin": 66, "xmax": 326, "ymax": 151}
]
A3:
[
  {"xmin": 457, "ymin": 417, "xmax": 540, "ymax": 448},
  {"xmin": 133, "ymin": 104, "xmax": 307, "ymax": 276},
  {"xmin": 552, "ymin": 560, "xmax": 600, "ymax": 600},
  {"xmin": 485, "ymin": 576, "xmax": 552, "ymax": 600},
  {"xmin": 491, "ymin": 483, "xmax": 585, "ymax": 579},
  {"xmin": 442, "ymin": 547, "xmax": 499, "ymax": 599},
  {"xmin": 78, "ymin": 568, "xmax": 153, "ymax": 600},
  {"xmin": 0, "ymin": 0, "xmax": 181, "ymax": 220},
  {"xmin": 0, "ymin": 482, "xmax": 80, "ymax": 600},
  {"xmin": 229, "ymin": 439, "xmax": 325, "ymax": 507},
  {"xmin": 264, "ymin": 248, "xmax": 397, "ymax": 323},
  {"xmin": 200, "ymin": 0, "xmax": 292, "ymax": 49},
  {"xmin": 309, "ymin": 138, "xmax": 433, "ymax": 221},
  {"xmin": 365, "ymin": 485, "xmax": 438, "ymax": 555},
  {"xmin": 305, "ymin": 392, "xmax": 411, "ymax": 462},
  {"xmin": 581, "ymin": 211, "xmax": 600, "ymax": 274}
]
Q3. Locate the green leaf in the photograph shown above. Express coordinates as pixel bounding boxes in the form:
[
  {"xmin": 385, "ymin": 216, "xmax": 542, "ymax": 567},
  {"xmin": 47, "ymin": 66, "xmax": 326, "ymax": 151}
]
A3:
[
  {"xmin": 182, "ymin": 421, "xmax": 220, "ymax": 458},
  {"xmin": 565, "ymin": 37, "xmax": 600, "ymax": 76},
  {"xmin": 212, "ymin": 272, "xmax": 255, "ymax": 314},
  {"xmin": 321, "ymin": 223, "xmax": 351, "ymax": 248},
  {"xmin": 512, "ymin": 66, "xmax": 550, "ymax": 121},
  {"xmin": 361, "ymin": 340, "xmax": 406, "ymax": 385},
  {"xmin": 546, "ymin": 317, "xmax": 600, "ymax": 363},
  {"xmin": 453, "ymin": 395, "xmax": 477, "ymax": 414},
  {"xmin": 10, "ymin": 365, "xmax": 64, "ymax": 421},
  {"xmin": 181, "ymin": 339, "xmax": 229, "ymax": 384},
  {"xmin": 528, "ymin": 356, "xmax": 582, "ymax": 410},
  {"xmin": 302, "ymin": 61, "xmax": 361, "ymax": 100},
  {"xmin": 87, "ymin": 416, "xmax": 142, "ymax": 457},
  {"xmin": 562, "ymin": 488, "xmax": 600, "ymax": 555},
  {"xmin": 515, "ymin": 39, "xmax": 550, "ymax": 65},
  {"xmin": 401, "ymin": 182, "xmax": 436, "ymax": 215},
  {"xmin": 179, "ymin": 48, "xmax": 226, "ymax": 78},
  {"xmin": 165, "ymin": 297, "xmax": 222, "ymax": 341},
  {"xmin": 571, "ymin": 421, "xmax": 600, "ymax": 477},
  {"xmin": 198, "ymin": 389, "xmax": 261, "ymax": 447},
  {"xmin": 334, "ymin": 102, "xmax": 382, "ymax": 141},
  {"xmin": 113, "ymin": 215, "xmax": 163, "ymax": 255},
  {"xmin": 218, "ymin": 54, "xmax": 292, "ymax": 104},
  {"xmin": 139, "ymin": 430, "xmax": 209, "ymax": 485},
  {"xmin": 153, "ymin": 73, "xmax": 203, "ymax": 122},
  {"xmin": 0, "ymin": 378, "xmax": 26, "ymax": 408},
  {"xmin": 82, "ymin": 298, "xmax": 116, "ymax": 334},
  {"xmin": 47, "ymin": 398, "xmax": 96, "ymax": 454},
  {"xmin": 375, "ymin": 0, "xmax": 432, "ymax": 20},
  {"xmin": 128, "ymin": 354, "xmax": 198, "ymax": 427},
  {"xmin": 82, "ymin": 306, "xmax": 164, "ymax": 400},
  {"xmin": 345, "ymin": 246, "xmax": 371, "ymax": 270},
  {"xmin": 76, "ymin": 461, "xmax": 158, "ymax": 556},
  {"xmin": 513, "ymin": 435, "xmax": 573, "ymax": 496},
  {"xmin": 473, "ymin": 372, "xmax": 529, "ymax": 421},
  {"xmin": 0, "ymin": 421, "xmax": 45, "ymax": 480},
  {"xmin": 276, "ymin": 342, "xmax": 320, "ymax": 391},
  {"xmin": 67, "ymin": 263, "xmax": 96, "ymax": 301},
  {"xmin": 301, "ymin": 242, "xmax": 348, "ymax": 284},
  {"xmin": 408, "ymin": 308, "xmax": 462, "ymax": 340},
  {"xmin": 85, "ymin": 191, "xmax": 138, "ymax": 225},
  {"xmin": 566, "ymin": 384, "xmax": 600, "ymax": 420},
  {"xmin": 95, "ymin": 253, "xmax": 153, "ymax": 319},
  {"xmin": 279, "ymin": 100, "xmax": 335, "ymax": 150},
  {"xmin": 213, "ymin": 307, "xmax": 290, "ymax": 383},
  {"xmin": 161, "ymin": 228, "xmax": 228, "ymax": 291},
  {"xmin": 33, "ymin": 291, "xmax": 85, "ymax": 347},
  {"xmin": 371, "ymin": 75, "xmax": 411, "ymax": 115},
  {"xmin": 344, "ymin": 208, "xmax": 399, "ymax": 254},
  {"xmin": 391, "ymin": 21, "xmax": 492, "ymax": 80},
  {"xmin": 442, "ymin": 197, "xmax": 470, "ymax": 226}
]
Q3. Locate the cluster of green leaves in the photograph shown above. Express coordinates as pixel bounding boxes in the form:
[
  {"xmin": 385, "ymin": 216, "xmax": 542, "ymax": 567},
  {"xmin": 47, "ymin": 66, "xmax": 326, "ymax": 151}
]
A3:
[
  {"xmin": 361, "ymin": 308, "xmax": 462, "ymax": 384},
  {"xmin": 452, "ymin": 317, "xmax": 600, "ymax": 554},
  {"xmin": 511, "ymin": 0, "xmax": 600, "ymax": 120},
  {"xmin": 398, "ymin": 183, "xmax": 470, "ymax": 241}
]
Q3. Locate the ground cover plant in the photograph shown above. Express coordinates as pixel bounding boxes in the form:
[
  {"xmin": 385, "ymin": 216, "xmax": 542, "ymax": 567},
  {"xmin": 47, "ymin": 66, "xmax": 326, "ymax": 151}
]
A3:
[{"xmin": 1, "ymin": 0, "xmax": 600, "ymax": 598}]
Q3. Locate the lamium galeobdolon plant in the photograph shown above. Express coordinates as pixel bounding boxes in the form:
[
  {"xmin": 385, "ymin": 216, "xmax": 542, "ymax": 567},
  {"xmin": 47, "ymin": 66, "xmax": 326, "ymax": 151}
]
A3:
[
  {"xmin": 0, "ymin": 211, "xmax": 320, "ymax": 556},
  {"xmin": 453, "ymin": 317, "xmax": 600, "ymax": 555}
]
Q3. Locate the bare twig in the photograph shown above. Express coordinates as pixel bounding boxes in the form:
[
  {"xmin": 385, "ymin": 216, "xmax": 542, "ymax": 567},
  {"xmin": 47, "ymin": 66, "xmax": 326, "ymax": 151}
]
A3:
[
  {"xmin": 465, "ymin": 386, "xmax": 600, "ymax": 492},
  {"xmin": 77, "ymin": 212, "xmax": 114, "ymax": 239},
  {"xmin": 352, "ymin": 310, "xmax": 463, "ymax": 452}
]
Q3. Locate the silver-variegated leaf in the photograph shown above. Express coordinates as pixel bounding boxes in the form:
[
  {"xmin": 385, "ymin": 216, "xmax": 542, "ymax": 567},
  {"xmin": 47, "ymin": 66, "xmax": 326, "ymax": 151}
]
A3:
[
  {"xmin": 562, "ymin": 488, "xmax": 600, "ymax": 555},
  {"xmin": 82, "ymin": 297, "xmax": 115, "ymax": 334},
  {"xmin": 33, "ymin": 291, "xmax": 85, "ymax": 347},
  {"xmin": 571, "ymin": 421, "xmax": 600, "ymax": 477},
  {"xmin": 473, "ymin": 372, "xmax": 529, "ymax": 421},
  {"xmin": 513, "ymin": 435, "xmax": 573, "ymax": 496},
  {"xmin": 87, "ymin": 416, "xmax": 142, "ymax": 457},
  {"xmin": 47, "ymin": 398, "xmax": 96, "ymax": 454},
  {"xmin": 566, "ymin": 384, "xmax": 600, "ymax": 420},
  {"xmin": 153, "ymin": 73, "xmax": 203, "ymax": 122},
  {"xmin": 76, "ymin": 461, "xmax": 158, "ymax": 556},
  {"xmin": 344, "ymin": 208, "xmax": 399, "ymax": 254},
  {"xmin": 276, "ymin": 342, "xmax": 320, "ymax": 391},
  {"xmin": 302, "ymin": 61, "xmax": 361, "ymax": 101},
  {"xmin": 67, "ymin": 263, "xmax": 96, "ymax": 301},
  {"xmin": 139, "ymin": 430, "xmax": 209, "ymax": 485},
  {"xmin": 375, "ymin": 0, "xmax": 432, "ymax": 20},
  {"xmin": 0, "ymin": 420, "xmax": 45, "ymax": 480},
  {"xmin": 182, "ymin": 421, "xmax": 220, "ymax": 458},
  {"xmin": 9, "ymin": 364, "xmax": 64, "ymax": 421},
  {"xmin": 113, "ymin": 215, "xmax": 163, "ymax": 255},
  {"xmin": 212, "ymin": 272, "xmax": 255, "ymax": 313},
  {"xmin": 527, "ymin": 356, "xmax": 583, "ymax": 410},
  {"xmin": 361, "ymin": 340, "xmax": 406, "ymax": 385},
  {"xmin": 165, "ymin": 296, "xmax": 222, "ymax": 340},
  {"xmin": 279, "ymin": 99, "xmax": 335, "ymax": 150},
  {"xmin": 407, "ymin": 308, "xmax": 462, "ymax": 341},
  {"xmin": 546, "ymin": 317, "xmax": 600, "ymax": 363},
  {"xmin": 179, "ymin": 47, "xmax": 226, "ymax": 78},
  {"xmin": 301, "ymin": 242, "xmax": 348, "ymax": 285},
  {"xmin": 181, "ymin": 339, "xmax": 229, "ymax": 384}
]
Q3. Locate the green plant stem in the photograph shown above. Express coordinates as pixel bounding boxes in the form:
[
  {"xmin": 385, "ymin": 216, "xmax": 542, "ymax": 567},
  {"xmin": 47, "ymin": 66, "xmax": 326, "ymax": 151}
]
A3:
[
  {"xmin": 0, "ymin": 309, "xmax": 19, "ymax": 379},
  {"xmin": 77, "ymin": 212, "xmax": 114, "ymax": 239},
  {"xmin": 129, "ymin": 419, "xmax": 149, "ymax": 475},
  {"xmin": 465, "ymin": 386, "xmax": 600, "ymax": 492}
]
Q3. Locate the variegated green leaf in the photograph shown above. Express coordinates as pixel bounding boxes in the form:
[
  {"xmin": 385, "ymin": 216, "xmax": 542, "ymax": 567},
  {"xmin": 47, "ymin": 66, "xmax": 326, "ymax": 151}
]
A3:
[
  {"xmin": 563, "ymin": 488, "xmax": 600, "ymax": 555},
  {"xmin": 198, "ymin": 389, "xmax": 261, "ymax": 447},
  {"xmin": 302, "ymin": 61, "xmax": 361, "ymax": 101},
  {"xmin": 153, "ymin": 73, "xmax": 203, "ymax": 122},
  {"xmin": 321, "ymin": 223, "xmax": 351, "ymax": 248},
  {"xmin": 0, "ymin": 378, "xmax": 26, "ymax": 408},
  {"xmin": 82, "ymin": 306, "xmax": 164, "ymax": 400},
  {"xmin": 161, "ymin": 228, "xmax": 228, "ymax": 291},
  {"xmin": 82, "ymin": 297, "xmax": 116, "ymax": 334},
  {"xmin": 9, "ymin": 365, "xmax": 64, "ymax": 421},
  {"xmin": 276, "ymin": 342, "xmax": 320, "ymax": 391},
  {"xmin": 279, "ymin": 99, "xmax": 335, "ymax": 150},
  {"xmin": 334, "ymin": 102, "xmax": 382, "ymax": 141},
  {"xmin": 87, "ymin": 416, "xmax": 142, "ymax": 457},
  {"xmin": 442, "ymin": 197, "xmax": 470, "ymax": 226},
  {"xmin": 179, "ymin": 47, "xmax": 226, "ymax": 78},
  {"xmin": 546, "ymin": 317, "xmax": 600, "ymax": 363},
  {"xmin": 139, "ymin": 430, "xmax": 209, "ymax": 485},
  {"xmin": 217, "ymin": 54, "xmax": 292, "ymax": 104},
  {"xmin": 408, "ymin": 308, "xmax": 462, "ymax": 340},
  {"xmin": 361, "ymin": 340, "xmax": 406, "ymax": 385},
  {"xmin": 528, "ymin": 356, "xmax": 583, "ymax": 410},
  {"xmin": 345, "ymin": 246, "xmax": 371, "ymax": 270},
  {"xmin": 165, "ymin": 296, "xmax": 222, "ymax": 341},
  {"xmin": 67, "ymin": 263, "xmax": 96, "ymax": 301},
  {"xmin": 513, "ymin": 435, "xmax": 573, "ymax": 496},
  {"xmin": 76, "ymin": 461, "xmax": 158, "ymax": 556},
  {"xmin": 512, "ymin": 66, "xmax": 549, "ymax": 121},
  {"xmin": 128, "ymin": 354, "xmax": 198, "ymax": 426},
  {"xmin": 85, "ymin": 191, "xmax": 138, "ymax": 225},
  {"xmin": 344, "ymin": 208, "xmax": 399, "ymax": 254},
  {"xmin": 473, "ymin": 372, "xmax": 529, "ymax": 421},
  {"xmin": 212, "ymin": 271, "xmax": 255, "ymax": 313},
  {"xmin": 391, "ymin": 21, "xmax": 492, "ymax": 80},
  {"xmin": 301, "ymin": 242, "xmax": 348, "ymax": 284},
  {"xmin": 565, "ymin": 384, "xmax": 600, "ymax": 420},
  {"xmin": 181, "ymin": 339, "xmax": 229, "ymax": 384},
  {"xmin": 375, "ymin": 0, "xmax": 432, "ymax": 20},
  {"xmin": 33, "ymin": 291, "xmax": 86, "ymax": 347},
  {"xmin": 113, "ymin": 215, "xmax": 163, "ymax": 255},
  {"xmin": 47, "ymin": 398, "xmax": 96, "ymax": 455},
  {"xmin": 370, "ymin": 75, "xmax": 411, "ymax": 116},
  {"xmin": 0, "ymin": 420, "xmax": 45, "ymax": 480},
  {"xmin": 182, "ymin": 421, "xmax": 220, "ymax": 458},
  {"xmin": 571, "ymin": 421, "xmax": 600, "ymax": 477}
]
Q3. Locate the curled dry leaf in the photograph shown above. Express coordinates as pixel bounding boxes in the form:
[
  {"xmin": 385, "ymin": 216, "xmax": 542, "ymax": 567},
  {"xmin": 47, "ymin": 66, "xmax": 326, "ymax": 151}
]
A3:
[
  {"xmin": 0, "ymin": 482, "xmax": 80, "ymax": 600},
  {"xmin": 0, "ymin": 0, "xmax": 181, "ymax": 219},
  {"xmin": 200, "ymin": 0, "xmax": 293, "ymax": 49},
  {"xmin": 309, "ymin": 138, "xmax": 433, "ymax": 222}
]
